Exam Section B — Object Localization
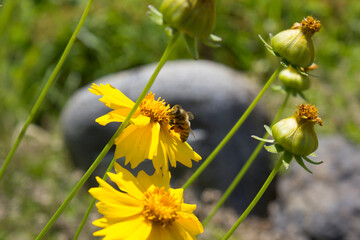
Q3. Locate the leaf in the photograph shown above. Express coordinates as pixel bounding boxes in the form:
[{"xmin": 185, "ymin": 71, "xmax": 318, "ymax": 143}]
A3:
[
  {"xmin": 264, "ymin": 125, "xmax": 273, "ymax": 136},
  {"xmin": 303, "ymin": 156, "xmax": 323, "ymax": 165},
  {"xmin": 251, "ymin": 135, "xmax": 274, "ymax": 143},
  {"xmin": 282, "ymin": 159, "xmax": 290, "ymax": 169},
  {"xmin": 202, "ymin": 34, "xmax": 222, "ymax": 48},
  {"xmin": 183, "ymin": 34, "xmax": 199, "ymax": 59},
  {"xmin": 272, "ymin": 84, "xmax": 287, "ymax": 94},
  {"xmin": 298, "ymin": 91, "xmax": 309, "ymax": 102},
  {"xmin": 264, "ymin": 144, "xmax": 284, "ymax": 154},
  {"xmin": 284, "ymin": 150, "xmax": 293, "ymax": 162},
  {"xmin": 164, "ymin": 27, "xmax": 174, "ymax": 37},
  {"xmin": 294, "ymin": 155, "xmax": 313, "ymax": 173},
  {"xmin": 308, "ymin": 152, "xmax": 317, "ymax": 157},
  {"xmin": 258, "ymin": 34, "xmax": 276, "ymax": 56},
  {"xmin": 210, "ymin": 34, "xmax": 222, "ymax": 42},
  {"xmin": 147, "ymin": 5, "xmax": 163, "ymax": 26},
  {"xmin": 280, "ymin": 60, "xmax": 289, "ymax": 68},
  {"xmin": 282, "ymin": 151, "xmax": 293, "ymax": 170},
  {"xmin": 268, "ymin": 33, "xmax": 274, "ymax": 40}
]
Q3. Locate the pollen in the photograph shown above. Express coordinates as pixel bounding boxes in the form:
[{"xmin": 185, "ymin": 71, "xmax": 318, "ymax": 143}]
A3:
[
  {"xmin": 139, "ymin": 92, "xmax": 171, "ymax": 125},
  {"xmin": 142, "ymin": 187, "xmax": 179, "ymax": 227},
  {"xmin": 296, "ymin": 104, "xmax": 323, "ymax": 126},
  {"xmin": 301, "ymin": 16, "xmax": 321, "ymax": 33}
]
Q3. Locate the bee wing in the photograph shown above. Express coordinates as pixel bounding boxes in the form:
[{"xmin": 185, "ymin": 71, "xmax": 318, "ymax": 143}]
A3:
[
  {"xmin": 187, "ymin": 112, "xmax": 194, "ymax": 120},
  {"xmin": 190, "ymin": 128, "xmax": 196, "ymax": 139}
]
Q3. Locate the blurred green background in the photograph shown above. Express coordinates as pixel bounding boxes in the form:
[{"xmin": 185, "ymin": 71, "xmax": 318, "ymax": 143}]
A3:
[{"xmin": 0, "ymin": 0, "xmax": 359, "ymax": 239}]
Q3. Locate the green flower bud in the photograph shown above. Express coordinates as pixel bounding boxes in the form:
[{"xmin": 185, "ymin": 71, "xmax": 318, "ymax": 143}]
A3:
[
  {"xmin": 279, "ymin": 65, "xmax": 310, "ymax": 91},
  {"xmin": 271, "ymin": 16, "xmax": 321, "ymax": 68},
  {"xmin": 271, "ymin": 104, "xmax": 322, "ymax": 156},
  {"xmin": 160, "ymin": 0, "xmax": 216, "ymax": 38}
]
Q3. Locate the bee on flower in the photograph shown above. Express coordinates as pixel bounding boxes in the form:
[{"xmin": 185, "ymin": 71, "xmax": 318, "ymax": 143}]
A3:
[
  {"xmin": 89, "ymin": 163, "xmax": 204, "ymax": 239},
  {"xmin": 168, "ymin": 105, "xmax": 194, "ymax": 142},
  {"xmin": 89, "ymin": 83, "xmax": 201, "ymax": 174}
]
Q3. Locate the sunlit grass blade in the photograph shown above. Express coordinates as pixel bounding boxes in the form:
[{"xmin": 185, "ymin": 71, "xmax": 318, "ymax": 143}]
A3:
[
  {"xmin": 222, "ymin": 155, "xmax": 283, "ymax": 240},
  {"xmin": 0, "ymin": 0, "xmax": 94, "ymax": 181},
  {"xmin": 73, "ymin": 158, "xmax": 116, "ymax": 240}
]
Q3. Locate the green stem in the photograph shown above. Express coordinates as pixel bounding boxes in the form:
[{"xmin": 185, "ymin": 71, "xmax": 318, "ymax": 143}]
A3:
[
  {"xmin": 35, "ymin": 33, "xmax": 179, "ymax": 240},
  {"xmin": 202, "ymin": 92, "xmax": 290, "ymax": 226},
  {"xmin": 222, "ymin": 155, "xmax": 283, "ymax": 240},
  {"xmin": 182, "ymin": 65, "xmax": 283, "ymax": 190},
  {"xmin": 73, "ymin": 158, "xmax": 116, "ymax": 240},
  {"xmin": 0, "ymin": 0, "xmax": 94, "ymax": 181}
]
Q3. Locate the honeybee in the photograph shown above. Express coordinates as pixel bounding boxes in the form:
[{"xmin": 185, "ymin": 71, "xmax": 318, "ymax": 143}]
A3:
[{"xmin": 168, "ymin": 105, "xmax": 194, "ymax": 142}]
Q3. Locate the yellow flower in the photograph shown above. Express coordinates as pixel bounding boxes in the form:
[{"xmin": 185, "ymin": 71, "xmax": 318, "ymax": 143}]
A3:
[
  {"xmin": 89, "ymin": 163, "xmax": 204, "ymax": 240},
  {"xmin": 89, "ymin": 83, "xmax": 201, "ymax": 173}
]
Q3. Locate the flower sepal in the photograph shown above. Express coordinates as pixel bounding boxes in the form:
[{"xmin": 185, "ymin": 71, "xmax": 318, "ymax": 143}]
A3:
[
  {"xmin": 258, "ymin": 34, "xmax": 277, "ymax": 57},
  {"xmin": 147, "ymin": 5, "xmax": 164, "ymax": 26},
  {"xmin": 148, "ymin": 1, "xmax": 221, "ymax": 59},
  {"xmin": 252, "ymin": 106, "xmax": 323, "ymax": 173},
  {"xmin": 202, "ymin": 34, "xmax": 222, "ymax": 48}
]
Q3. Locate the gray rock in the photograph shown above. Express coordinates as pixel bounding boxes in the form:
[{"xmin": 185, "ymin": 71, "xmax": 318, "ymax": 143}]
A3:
[
  {"xmin": 61, "ymin": 60, "xmax": 273, "ymax": 214},
  {"xmin": 269, "ymin": 135, "xmax": 360, "ymax": 240}
]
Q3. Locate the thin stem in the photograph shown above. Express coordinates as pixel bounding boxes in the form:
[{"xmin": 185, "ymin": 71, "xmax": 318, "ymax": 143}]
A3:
[
  {"xmin": 182, "ymin": 65, "xmax": 283, "ymax": 190},
  {"xmin": 222, "ymin": 155, "xmax": 283, "ymax": 240},
  {"xmin": 0, "ymin": 0, "xmax": 94, "ymax": 181},
  {"xmin": 202, "ymin": 92, "xmax": 290, "ymax": 226},
  {"xmin": 35, "ymin": 33, "xmax": 179, "ymax": 240},
  {"xmin": 73, "ymin": 158, "xmax": 116, "ymax": 240}
]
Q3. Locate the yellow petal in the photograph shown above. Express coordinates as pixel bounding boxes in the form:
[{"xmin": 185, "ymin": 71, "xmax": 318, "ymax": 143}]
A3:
[
  {"xmin": 93, "ymin": 215, "xmax": 151, "ymax": 240},
  {"xmin": 176, "ymin": 211, "xmax": 204, "ymax": 237},
  {"xmin": 130, "ymin": 114, "xmax": 150, "ymax": 127},
  {"xmin": 89, "ymin": 181, "xmax": 141, "ymax": 207},
  {"xmin": 180, "ymin": 203, "xmax": 197, "ymax": 214},
  {"xmin": 107, "ymin": 172, "xmax": 144, "ymax": 200},
  {"xmin": 92, "ymin": 217, "xmax": 110, "ymax": 228},
  {"xmin": 169, "ymin": 188, "xmax": 184, "ymax": 203},
  {"xmin": 157, "ymin": 127, "xmax": 202, "ymax": 168},
  {"xmin": 89, "ymin": 83, "xmax": 135, "ymax": 110},
  {"xmin": 152, "ymin": 134, "xmax": 169, "ymax": 173},
  {"xmin": 110, "ymin": 165, "xmax": 148, "ymax": 199},
  {"xmin": 95, "ymin": 201, "xmax": 143, "ymax": 220},
  {"xmin": 95, "ymin": 108, "xmax": 140, "ymax": 126},
  {"xmin": 113, "ymin": 162, "xmax": 123, "ymax": 174},
  {"xmin": 115, "ymin": 123, "xmax": 160, "ymax": 169},
  {"xmin": 136, "ymin": 170, "xmax": 170, "ymax": 192},
  {"xmin": 122, "ymin": 220, "xmax": 153, "ymax": 240},
  {"xmin": 148, "ymin": 224, "xmax": 196, "ymax": 240}
]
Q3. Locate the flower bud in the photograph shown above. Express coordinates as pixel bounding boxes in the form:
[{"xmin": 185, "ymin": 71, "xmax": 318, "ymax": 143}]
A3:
[
  {"xmin": 160, "ymin": 0, "xmax": 216, "ymax": 38},
  {"xmin": 279, "ymin": 65, "xmax": 310, "ymax": 91},
  {"xmin": 271, "ymin": 104, "xmax": 322, "ymax": 156},
  {"xmin": 271, "ymin": 16, "xmax": 321, "ymax": 68}
]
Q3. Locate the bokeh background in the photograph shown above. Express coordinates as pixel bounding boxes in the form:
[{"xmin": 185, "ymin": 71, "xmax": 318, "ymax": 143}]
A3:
[{"xmin": 0, "ymin": 0, "xmax": 359, "ymax": 239}]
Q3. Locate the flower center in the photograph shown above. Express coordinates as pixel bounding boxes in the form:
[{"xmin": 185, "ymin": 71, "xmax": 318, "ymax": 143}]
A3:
[
  {"xmin": 296, "ymin": 104, "xmax": 323, "ymax": 126},
  {"xmin": 139, "ymin": 92, "xmax": 170, "ymax": 125},
  {"xmin": 301, "ymin": 16, "xmax": 321, "ymax": 34},
  {"xmin": 142, "ymin": 186, "xmax": 179, "ymax": 227}
]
